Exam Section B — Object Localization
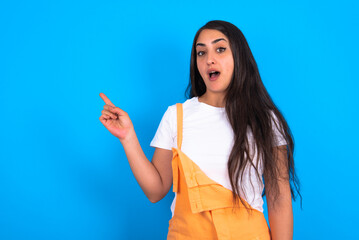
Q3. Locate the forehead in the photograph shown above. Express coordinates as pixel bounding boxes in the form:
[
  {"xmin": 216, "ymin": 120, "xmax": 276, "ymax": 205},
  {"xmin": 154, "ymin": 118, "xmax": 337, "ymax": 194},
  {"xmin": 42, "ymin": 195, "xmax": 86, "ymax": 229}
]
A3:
[{"xmin": 196, "ymin": 29, "xmax": 228, "ymax": 44}]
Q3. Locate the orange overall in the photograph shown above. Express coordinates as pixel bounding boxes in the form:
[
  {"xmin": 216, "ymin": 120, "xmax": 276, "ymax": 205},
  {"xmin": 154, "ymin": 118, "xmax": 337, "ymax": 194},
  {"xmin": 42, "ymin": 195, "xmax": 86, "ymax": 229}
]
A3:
[{"xmin": 167, "ymin": 103, "xmax": 271, "ymax": 240}]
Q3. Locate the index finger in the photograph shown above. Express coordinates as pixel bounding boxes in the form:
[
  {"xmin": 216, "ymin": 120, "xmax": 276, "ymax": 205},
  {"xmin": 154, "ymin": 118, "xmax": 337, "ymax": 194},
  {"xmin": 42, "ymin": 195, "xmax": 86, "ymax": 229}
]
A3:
[{"xmin": 99, "ymin": 93, "xmax": 115, "ymax": 107}]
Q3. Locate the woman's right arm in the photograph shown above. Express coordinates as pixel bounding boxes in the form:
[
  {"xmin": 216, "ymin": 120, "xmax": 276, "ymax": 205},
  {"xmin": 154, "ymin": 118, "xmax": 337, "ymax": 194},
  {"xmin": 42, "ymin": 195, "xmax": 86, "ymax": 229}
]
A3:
[{"xmin": 99, "ymin": 93, "xmax": 173, "ymax": 203}]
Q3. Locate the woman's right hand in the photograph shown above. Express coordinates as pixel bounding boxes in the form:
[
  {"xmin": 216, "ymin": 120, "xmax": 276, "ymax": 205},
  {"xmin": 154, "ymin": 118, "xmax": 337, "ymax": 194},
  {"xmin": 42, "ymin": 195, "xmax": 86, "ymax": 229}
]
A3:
[{"xmin": 99, "ymin": 93, "xmax": 134, "ymax": 142}]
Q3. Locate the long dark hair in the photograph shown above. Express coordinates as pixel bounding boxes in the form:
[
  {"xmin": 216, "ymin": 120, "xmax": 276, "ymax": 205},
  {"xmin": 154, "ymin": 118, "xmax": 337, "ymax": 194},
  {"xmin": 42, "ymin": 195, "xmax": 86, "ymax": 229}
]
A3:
[{"xmin": 186, "ymin": 20, "xmax": 301, "ymax": 210}]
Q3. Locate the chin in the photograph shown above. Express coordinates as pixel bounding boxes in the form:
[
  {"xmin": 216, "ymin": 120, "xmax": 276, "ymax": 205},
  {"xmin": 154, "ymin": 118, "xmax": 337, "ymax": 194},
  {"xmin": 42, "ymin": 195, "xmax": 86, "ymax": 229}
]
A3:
[{"xmin": 207, "ymin": 89, "xmax": 227, "ymax": 94}]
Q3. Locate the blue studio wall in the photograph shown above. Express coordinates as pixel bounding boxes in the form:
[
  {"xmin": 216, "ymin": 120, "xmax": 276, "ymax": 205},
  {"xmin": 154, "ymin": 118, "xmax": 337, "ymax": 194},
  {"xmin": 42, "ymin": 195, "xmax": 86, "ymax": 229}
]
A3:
[{"xmin": 1, "ymin": 0, "xmax": 358, "ymax": 239}]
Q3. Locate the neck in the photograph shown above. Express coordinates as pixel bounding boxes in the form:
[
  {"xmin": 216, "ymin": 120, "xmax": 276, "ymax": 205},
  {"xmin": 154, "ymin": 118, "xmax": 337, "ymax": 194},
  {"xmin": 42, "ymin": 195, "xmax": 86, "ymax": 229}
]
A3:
[{"xmin": 198, "ymin": 92, "xmax": 226, "ymax": 108}]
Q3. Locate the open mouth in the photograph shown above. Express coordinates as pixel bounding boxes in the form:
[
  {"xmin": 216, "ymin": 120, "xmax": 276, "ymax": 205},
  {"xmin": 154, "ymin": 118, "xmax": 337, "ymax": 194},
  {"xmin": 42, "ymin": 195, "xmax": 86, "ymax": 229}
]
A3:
[{"xmin": 209, "ymin": 71, "xmax": 220, "ymax": 80}]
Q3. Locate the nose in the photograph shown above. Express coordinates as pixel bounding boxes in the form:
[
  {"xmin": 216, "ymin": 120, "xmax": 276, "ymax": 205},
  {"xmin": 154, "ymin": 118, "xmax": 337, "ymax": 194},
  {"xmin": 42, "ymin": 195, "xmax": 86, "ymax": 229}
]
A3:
[{"xmin": 206, "ymin": 52, "xmax": 216, "ymax": 65}]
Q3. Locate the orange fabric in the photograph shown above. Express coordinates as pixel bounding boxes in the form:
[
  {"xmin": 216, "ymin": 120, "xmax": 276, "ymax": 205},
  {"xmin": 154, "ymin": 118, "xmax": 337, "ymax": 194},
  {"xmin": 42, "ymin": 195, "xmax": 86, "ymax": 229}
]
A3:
[{"xmin": 167, "ymin": 103, "xmax": 271, "ymax": 240}]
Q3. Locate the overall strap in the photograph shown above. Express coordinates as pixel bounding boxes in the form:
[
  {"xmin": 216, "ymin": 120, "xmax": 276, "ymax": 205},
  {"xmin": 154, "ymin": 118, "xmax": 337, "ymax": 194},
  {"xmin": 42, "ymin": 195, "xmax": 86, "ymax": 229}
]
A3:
[{"xmin": 176, "ymin": 103, "xmax": 183, "ymax": 150}]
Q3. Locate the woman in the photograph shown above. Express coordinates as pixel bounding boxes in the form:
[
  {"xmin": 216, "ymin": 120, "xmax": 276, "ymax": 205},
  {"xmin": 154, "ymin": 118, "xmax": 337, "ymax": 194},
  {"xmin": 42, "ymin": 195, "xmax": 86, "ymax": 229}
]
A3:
[{"xmin": 99, "ymin": 20, "xmax": 301, "ymax": 240}]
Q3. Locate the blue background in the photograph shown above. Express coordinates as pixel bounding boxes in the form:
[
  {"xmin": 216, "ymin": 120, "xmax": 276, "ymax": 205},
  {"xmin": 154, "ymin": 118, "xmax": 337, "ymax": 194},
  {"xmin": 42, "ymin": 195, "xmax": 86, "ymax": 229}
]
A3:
[{"xmin": 1, "ymin": 0, "xmax": 358, "ymax": 239}]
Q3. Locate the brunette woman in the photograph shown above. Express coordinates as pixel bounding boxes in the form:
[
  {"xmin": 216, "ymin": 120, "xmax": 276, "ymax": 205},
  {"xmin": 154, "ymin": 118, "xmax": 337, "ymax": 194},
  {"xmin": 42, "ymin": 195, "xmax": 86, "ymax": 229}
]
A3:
[{"xmin": 100, "ymin": 20, "xmax": 300, "ymax": 240}]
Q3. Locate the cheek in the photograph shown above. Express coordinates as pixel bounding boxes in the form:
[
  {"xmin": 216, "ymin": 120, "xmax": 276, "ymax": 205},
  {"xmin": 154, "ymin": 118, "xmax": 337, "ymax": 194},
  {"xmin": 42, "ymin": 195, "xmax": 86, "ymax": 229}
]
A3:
[
  {"xmin": 196, "ymin": 60, "xmax": 206, "ymax": 76},
  {"xmin": 225, "ymin": 59, "xmax": 234, "ymax": 78}
]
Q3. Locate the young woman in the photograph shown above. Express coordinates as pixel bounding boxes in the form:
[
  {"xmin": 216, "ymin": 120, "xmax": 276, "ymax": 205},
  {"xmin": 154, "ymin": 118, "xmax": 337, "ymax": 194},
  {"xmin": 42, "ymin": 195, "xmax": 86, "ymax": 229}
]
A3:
[{"xmin": 99, "ymin": 20, "xmax": 301, "ymax": 240}]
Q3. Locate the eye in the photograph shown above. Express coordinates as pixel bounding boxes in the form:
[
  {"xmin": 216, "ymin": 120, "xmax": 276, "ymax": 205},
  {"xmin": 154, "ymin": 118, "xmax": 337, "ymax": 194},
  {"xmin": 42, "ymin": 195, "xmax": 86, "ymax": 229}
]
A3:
[
  {"xmin": 197, "ymin": 51, "xmax": 205, "ymax": 56},
  {"xmin": 217, "ymin": 47, "xmax": 226, "ymax": 53}
]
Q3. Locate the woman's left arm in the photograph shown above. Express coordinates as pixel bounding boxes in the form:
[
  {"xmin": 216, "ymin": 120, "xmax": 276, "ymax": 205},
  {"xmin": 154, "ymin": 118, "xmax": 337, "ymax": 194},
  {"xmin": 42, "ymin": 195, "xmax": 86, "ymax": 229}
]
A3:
[{"xmin": 265, "ymin": 145, "xmax": 293, "ymax": 240}]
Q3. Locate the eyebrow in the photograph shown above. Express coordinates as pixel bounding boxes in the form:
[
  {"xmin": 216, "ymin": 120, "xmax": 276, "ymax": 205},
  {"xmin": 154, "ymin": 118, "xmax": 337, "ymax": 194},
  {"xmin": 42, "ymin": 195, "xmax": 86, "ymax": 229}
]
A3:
[{"xmin": 196, "ymin": 38, "xmax": 227, "ymax": 47}]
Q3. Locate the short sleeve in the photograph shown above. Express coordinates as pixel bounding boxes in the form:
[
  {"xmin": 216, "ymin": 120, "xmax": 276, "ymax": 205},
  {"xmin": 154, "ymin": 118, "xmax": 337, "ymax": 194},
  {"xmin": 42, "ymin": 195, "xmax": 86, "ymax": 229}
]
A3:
[
  {"xmin": 150, "ymin": 105, "xmax": 176, "ymax": 150},
  {"xmin": 270, "ymin": 111, "xmax": 287, "ymax": 147}
]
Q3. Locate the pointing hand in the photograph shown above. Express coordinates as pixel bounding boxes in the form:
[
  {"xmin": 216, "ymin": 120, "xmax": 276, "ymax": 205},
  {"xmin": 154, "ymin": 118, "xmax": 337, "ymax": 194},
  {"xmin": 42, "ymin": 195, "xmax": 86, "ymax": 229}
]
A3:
[{"xmin": 99, "ymin": 93, "xmax": 134, "ymax": 142}]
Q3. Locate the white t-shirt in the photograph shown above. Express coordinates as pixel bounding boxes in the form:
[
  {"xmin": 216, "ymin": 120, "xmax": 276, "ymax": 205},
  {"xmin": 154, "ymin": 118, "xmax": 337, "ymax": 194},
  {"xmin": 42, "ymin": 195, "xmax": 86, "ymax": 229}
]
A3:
[{"xmin": 150, "ymin": 97, "xmax": 287, "ymax": 216}]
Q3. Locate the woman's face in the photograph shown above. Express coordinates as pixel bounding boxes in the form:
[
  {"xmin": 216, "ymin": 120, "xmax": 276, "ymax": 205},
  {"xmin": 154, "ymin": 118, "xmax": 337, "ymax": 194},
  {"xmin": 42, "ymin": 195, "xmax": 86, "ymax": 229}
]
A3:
[{"xmin": 196, "ymin": 29, "xmax": 234, "ymax": 96}]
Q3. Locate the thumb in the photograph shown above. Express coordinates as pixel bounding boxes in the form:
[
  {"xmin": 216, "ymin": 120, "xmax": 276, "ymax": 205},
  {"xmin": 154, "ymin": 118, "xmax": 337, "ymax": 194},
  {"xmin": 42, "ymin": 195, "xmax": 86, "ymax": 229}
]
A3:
[{"xmin": 106, "ymin": 105, "xmax": 127, "ymax": 116}]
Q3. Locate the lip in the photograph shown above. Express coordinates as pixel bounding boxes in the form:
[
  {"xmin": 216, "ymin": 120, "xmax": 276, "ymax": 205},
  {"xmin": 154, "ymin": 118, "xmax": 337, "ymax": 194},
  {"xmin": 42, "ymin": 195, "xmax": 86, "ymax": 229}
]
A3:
[
  {"xmin": 207, "ymin": 68, "xmax": 220, "ymax": 75},
  {"xmin": 207, "ymin": 68, "xmax": 221, "ymax": 81}
]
